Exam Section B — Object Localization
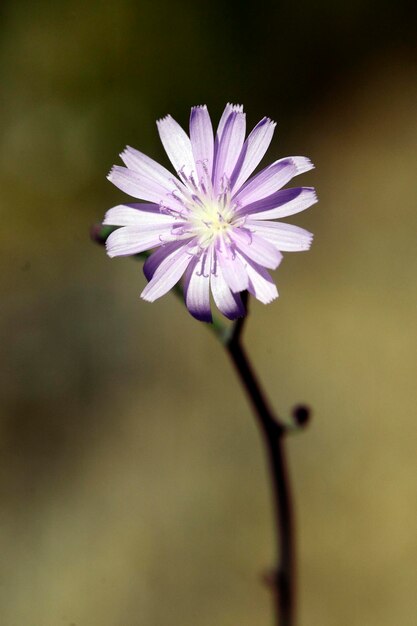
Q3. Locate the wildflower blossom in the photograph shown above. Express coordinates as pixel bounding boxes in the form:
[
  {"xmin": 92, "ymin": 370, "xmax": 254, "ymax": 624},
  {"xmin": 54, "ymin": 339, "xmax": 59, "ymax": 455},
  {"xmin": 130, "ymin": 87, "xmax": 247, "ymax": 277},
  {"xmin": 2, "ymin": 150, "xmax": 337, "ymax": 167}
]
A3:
[{"xmin": 104, "ymin": 104, "xmax": 317, "ymax": 322}]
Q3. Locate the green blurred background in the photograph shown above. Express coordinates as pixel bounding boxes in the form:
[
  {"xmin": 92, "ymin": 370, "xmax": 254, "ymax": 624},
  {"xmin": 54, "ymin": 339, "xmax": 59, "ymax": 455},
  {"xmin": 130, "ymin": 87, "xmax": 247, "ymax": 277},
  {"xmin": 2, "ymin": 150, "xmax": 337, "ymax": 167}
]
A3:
[{"xmin": 1, "ymin": 1, "xmax": 416, "ymax": 624}]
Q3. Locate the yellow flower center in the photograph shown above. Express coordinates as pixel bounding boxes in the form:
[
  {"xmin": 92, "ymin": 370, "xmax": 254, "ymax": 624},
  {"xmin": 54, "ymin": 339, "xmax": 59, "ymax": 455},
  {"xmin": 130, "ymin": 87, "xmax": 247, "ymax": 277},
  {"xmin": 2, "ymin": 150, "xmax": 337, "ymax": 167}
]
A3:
[{"xmin": 189, "ymin": 199, "xmax": 234, "ymax": 246}]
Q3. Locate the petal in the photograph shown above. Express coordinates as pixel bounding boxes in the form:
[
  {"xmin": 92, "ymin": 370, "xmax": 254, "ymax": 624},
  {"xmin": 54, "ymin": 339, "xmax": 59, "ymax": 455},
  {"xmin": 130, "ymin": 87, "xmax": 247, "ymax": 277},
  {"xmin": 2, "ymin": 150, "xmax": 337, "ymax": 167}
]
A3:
[
  {"xmin": 213, "ymin": 111, "xmax": 246, "ymax": 193},
  {"xmin": 189, "ymin": 105, "xmax": 214, "ymax": 182},
  {"xmin": 230, "ymin": 227, "xmax": 283, "ymax": 270},
  {"xmin": 246, "ymin": 220, "xmax": 313, "ymax": 251},
  {"xmin": 216, "ymin": 236, "xmax": 249, "ymax": 292},
  {"xmin": 233, "ymin": 157, "xmax": 314, "ymax": 206},
  {"xmin": 104, "ymin": 203, "xmax": 179, "ymax": 227},
  {"xmin": 120, "ymin": 146, "xmax": 183, "ymax": 192},
  {"xmin": 183, "ymin": 250, "xmax": 212, "ymax": 322},
  {"xmin": 216, "ymin": 103, "xmax": 244, "ymax": 140},
  {"xmin": 231, "ymin": 117, "xmax": 276, "ymax": 192},
  {"xmin": 238, "ymin": 187, "xmax": 318, "ymax": 220},
  {"xmin": 143, "ymin": 239, "xmax": 190, "ymax": 280},
  {"xmin": 291, "ymin": 156, "xmax": 314, "ymax": 174},
  {"xmin": 157, "ymin": 114, "xmax": 196, "ymax": 178},
  {"xmin": 211, "ymin": 253, "xmax": 245, "ymax": 320},
  {"xmin": 108, "ymin": 165, "xmax": 172, "ymax": 204},
  {"xmin": 141, "ymin": 244, "xmax": 194, "ymax": 302},
  {"xmin": 238, "ymin": 255, "xmax": 278, "ymax": 304},
  {"xmin": 105, "ymin": 223, "xmax": 176, "ymax": 258}
]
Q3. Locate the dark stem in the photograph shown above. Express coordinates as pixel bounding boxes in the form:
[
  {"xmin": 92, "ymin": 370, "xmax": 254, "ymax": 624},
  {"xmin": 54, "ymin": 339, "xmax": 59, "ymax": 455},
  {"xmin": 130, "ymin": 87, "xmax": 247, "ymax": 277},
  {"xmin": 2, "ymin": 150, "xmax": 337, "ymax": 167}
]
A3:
[{"xmin": 226, "ymin": 293, "xmax": 295, "ymax": 626}]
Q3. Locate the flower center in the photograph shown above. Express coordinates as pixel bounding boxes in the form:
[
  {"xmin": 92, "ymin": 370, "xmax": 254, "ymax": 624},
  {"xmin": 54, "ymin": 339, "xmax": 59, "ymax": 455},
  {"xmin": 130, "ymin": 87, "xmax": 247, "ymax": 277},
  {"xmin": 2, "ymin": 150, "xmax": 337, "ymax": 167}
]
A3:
[
  {"xmin": 171, "ymin": 168, "xmax": 240, "ymax": 247},
  {"xmin": 189, "ymin": 198, "xmax": 234, "ymax": 246}
]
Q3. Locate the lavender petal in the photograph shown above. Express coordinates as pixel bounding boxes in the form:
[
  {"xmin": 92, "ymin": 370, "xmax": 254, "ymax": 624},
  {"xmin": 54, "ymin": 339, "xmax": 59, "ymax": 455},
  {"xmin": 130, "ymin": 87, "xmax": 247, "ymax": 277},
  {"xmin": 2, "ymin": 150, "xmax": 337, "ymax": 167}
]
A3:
[
  {"xmin": 230, "ymin": 228, "xmax": 283, "ymax": 270},
  {"xmin": 143, "ymin": 239, "xmax": 192, "ymax": 280},
  {"xmin": 183, "ymin": 251, "xmax": 212, "ymax": 322},
  {"xmin": 238, "ymin": 187, "xmax": 318, "ymax": 220},
  {"xmin": 211, "ymin": 256, "xmax": 245, "ymax": 320},
  {"xmin": 231, "ymin": 117, "xmax": 276, "ymax": 192},
  {"xmin": 104, "ymin": 204, "xmax": 180, "ymax": 227},
  {"xmin": 106, "ymin": 224, "xmax": 175, "ymax": 258},
  {"xmin": 233, "ymin": 157, "xmax": 314, "ymax": 206},
  {"xmin": 189, "ymin": 105, "xmax": 214, "ymax": 182},
  {"xmin": 247, "ymin": 220, "xmax": 313, "ymax": 252},
  {"xmin": 108, "ymin": 165, "xmax": 173, "ymax": 204},
  {"xmin": 213, "ymin": 110, "xmax": 246, "ymax": 193},
  {"xmin": 157, "ymin": 114, "xmax": 196, "ymax": 179},
  {"xmin": 239, "ymin": 255, "xmax": 279, "ymax": 304},
  {"xmin": 141, "ymin": 244, "xmax": 194, "ymax": 302},
  {"xmin": 216, "ymin": 237, "xmax": 249, "ymax": 292},
  {"xmin": 120, "ymin": 146, "xmax": 184, "ymax": 191}
]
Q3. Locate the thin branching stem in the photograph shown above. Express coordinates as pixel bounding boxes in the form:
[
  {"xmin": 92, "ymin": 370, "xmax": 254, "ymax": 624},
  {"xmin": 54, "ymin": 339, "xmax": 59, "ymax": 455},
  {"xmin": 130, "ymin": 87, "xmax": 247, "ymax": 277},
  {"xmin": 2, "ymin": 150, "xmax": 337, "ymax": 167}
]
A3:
[{"xmin": 226, "ymin": 293, "xmax": 295, "ymax": 626}]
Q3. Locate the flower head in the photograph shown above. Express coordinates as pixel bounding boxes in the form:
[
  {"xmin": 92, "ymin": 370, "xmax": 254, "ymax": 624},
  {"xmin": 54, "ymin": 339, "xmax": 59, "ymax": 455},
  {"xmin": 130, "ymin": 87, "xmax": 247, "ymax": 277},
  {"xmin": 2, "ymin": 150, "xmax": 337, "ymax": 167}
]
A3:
[{"xmin": 104, "ymin": 104, "xmax": 317, "ymax": 322}]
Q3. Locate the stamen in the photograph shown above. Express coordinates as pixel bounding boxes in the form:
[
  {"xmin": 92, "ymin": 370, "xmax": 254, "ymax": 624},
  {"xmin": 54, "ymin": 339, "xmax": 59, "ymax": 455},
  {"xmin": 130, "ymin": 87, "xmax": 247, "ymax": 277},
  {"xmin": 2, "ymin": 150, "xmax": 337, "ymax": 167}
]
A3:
[
  {"xmin": 196, "ymin": 251, "xmax": 207, "ymax": 277},
  {"xmin": 170, "ymin": 177, "xmax": 184, "ymax": 191},
  {"xmin": 200, "ymin": 160, "xmax": 214, "ymax": 199},
  {"xmin": 171, "ymin": 225, "xmax": 192, "ymax": 237},
  {"xmin": 159, "ymin": 204, "xmax": 184, "ymax": 219},
  {"xmin": 234, "ymin": 213, "xmax": 249, "ymax": 228},
  {"xmin": 188, "ymin": 171, "xmax": 198, "ymax": 191},
  {"xmin": 239, "ymin": 227, "xmax": 253, "ymax": 244},
  {"xmin": 211, "ymin": 252, "xmax": 218, "ymax": 276},
  {"xmin": 191, "ymin": 194, "xmax": 204, "ymax": 207},
  {"xmin": 177, "ymin": 166, "xmax": 188, "ymax": 182},
  {"xmin": 168, "ymin": 191, "xmax": 186, "ymax": 207}
]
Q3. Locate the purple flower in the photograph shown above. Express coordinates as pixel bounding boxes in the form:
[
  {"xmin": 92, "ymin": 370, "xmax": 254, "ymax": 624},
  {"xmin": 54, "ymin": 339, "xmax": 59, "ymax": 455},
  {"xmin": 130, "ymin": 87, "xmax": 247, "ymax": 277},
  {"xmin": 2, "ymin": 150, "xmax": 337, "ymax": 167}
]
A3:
[{"xmin": 104, "ymin": 104, "xmax": 317, "ymax": 322}]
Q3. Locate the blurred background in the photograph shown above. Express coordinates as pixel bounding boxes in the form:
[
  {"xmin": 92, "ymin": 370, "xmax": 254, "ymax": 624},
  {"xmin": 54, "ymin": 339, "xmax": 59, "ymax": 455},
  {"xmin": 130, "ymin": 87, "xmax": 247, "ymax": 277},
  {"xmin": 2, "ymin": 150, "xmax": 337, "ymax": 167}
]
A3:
[{"xmin": 1, "ymin": 0, "xmax": 417, "ymax": 624}]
